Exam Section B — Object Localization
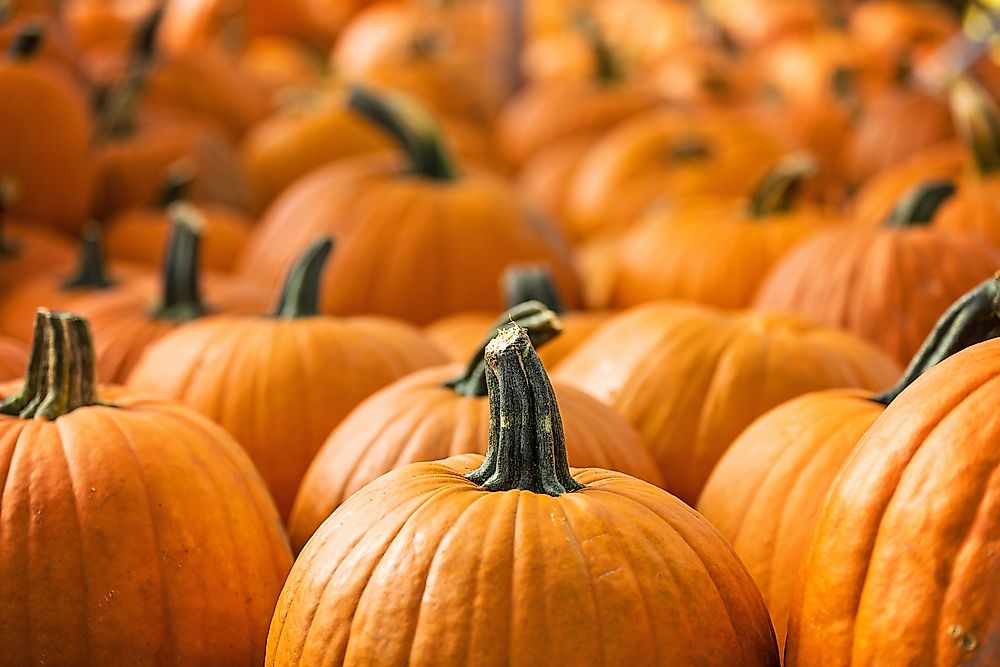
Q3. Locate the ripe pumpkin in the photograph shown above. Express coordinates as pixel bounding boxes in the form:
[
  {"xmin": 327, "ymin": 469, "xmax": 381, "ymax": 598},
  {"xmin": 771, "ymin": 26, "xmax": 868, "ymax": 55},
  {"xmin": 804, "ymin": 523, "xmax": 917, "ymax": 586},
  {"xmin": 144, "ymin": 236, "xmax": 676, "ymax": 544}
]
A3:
[
  {"xmin": 785, "ymin": 322, "xmax": 1000, "ymax": 664},
  {"xmin": 754, "ymin": 180, "xmax": 1000, "ymax": 365},
  {"xmin": 0, "ymin": 309, "xmax": 292, "ymax": 665},
  {"xmin": 698, "ymin": 275, "xmax": 1000, "ymax": 650},
  {"xmin": 555, "ymin": 302, "xmax": 901, "ymax": 504},
  {"xmin": 288, "ymin": 300, "xmax": 657, "ymax": 552},
  {"xmin": 0, "ymin": 24, "xmax": 93, "ymax": 234},
  {"xmin": 609, "ymin": 154, "xmax": 828, "ymax": 309},
  {"xmin": 239, "ymin": 87, "xmax": 579, "ymax": 325},
  {"xmin": 0, "ymin": 334, "xmax": 26, "ymax": 379},
  {"xmin": 268, "ymin": 324, "xmax": 780, "ymax": 666},
  {"xmin": 71, "ymin": 204, "xmax": 269, "ymax": 382},
  {"xmin": 128, "ymin": 237, "xmax": 448, "ymax": 519}
]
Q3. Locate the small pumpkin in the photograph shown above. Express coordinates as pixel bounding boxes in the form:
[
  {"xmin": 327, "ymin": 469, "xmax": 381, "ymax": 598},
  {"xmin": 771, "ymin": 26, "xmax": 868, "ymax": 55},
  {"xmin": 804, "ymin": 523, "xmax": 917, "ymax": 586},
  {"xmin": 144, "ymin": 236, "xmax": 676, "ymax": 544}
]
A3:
[
  {"xmin": 698, "ymin": 274, "xmax": 1000, "ymax": 650},
  {"xmin": 0, "ymin": 309, "xmax": 292, "ymax": 665},
  {"xmin": 269, "ymin": 324, "xmax": 780, "ymax": 667},
  {"xmin": 754, "ymin": 180, "xmax": 1000, "ymax": 365},
  {"xmin": 289, "ymin": 300, "xmax": 656, "ymax": 552},
  {"xmin": 555, "ymin": 302, "xmax": 901, "ymax": 503},
  {"xmin": 239, "ymin": 86, "xmax": 579, "ymax": 325},
  {"xmin": 128, "ymin": 237, "xmax": 448, "ymax": 519}
]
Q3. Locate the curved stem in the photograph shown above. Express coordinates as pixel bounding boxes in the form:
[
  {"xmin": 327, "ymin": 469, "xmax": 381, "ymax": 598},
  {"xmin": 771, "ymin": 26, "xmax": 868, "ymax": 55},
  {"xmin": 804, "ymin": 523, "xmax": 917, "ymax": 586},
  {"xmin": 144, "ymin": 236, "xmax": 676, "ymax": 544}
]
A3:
[
  {"xmin": 347, "ymin": 86, "xmax": 457, "ymax": 181},
  {"xmin": 884, "ymin": 180, "xmax": 957, "ymax": 227},
  {"xmin": 747, "ymin": 154, "xmax": 817, "ymax": 218},
  {"xmin": 8, "ymin": 23, "xmax": 43, "ymax": 60},
  {"xmin": 950, "ymin": 78, "xmax": 1000, "ymax": 175},
  {"xmin": 446, "ymin": 301, "xmax": 562, "ymax": 397},
  {"xmin": 98, "ymin": 5, "xmax": 164, "ymax": 138},
  {"xmin": 572, "ymin": 11, "xmax": 621, "ymax": 85},
  {"xmin": 465, "ymin": 324, "xmax": 583, "ymax": 495},
  {"xmin": 503, "ymin": 265, "xmax": 565, "ymax": 314},
  {"xmin": 63, "ymin": 223, "xmax": 114, "ymax": 290},
  {"xmin": 150, "ymin": 203, "xmax": 207, "ymax": 321},
  {"xmin": 872, "ymin": 273, "xmax": 1000, "ymax": 405},
  {"xmin": 0, "ymin": 309, "xmax": 105, "ymax": 419},
  {"xmin": 273, "ymin": 237, "xmax": 333, "ymax": 319}
]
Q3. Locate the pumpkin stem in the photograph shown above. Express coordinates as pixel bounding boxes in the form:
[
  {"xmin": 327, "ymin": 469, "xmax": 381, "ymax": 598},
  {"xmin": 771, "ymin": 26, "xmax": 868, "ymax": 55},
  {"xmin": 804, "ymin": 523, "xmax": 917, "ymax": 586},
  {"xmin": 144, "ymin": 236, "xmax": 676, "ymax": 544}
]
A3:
[
  {"xmin": 0, "ymin": 309, "xmax": 104, "ymax": 419},
  {"xmin": 872, "ymin": 273, "xmax": 1000, "ymax": 405},
  {"xmin": 446, "ymin": 301, "xmax": 562, "ymax": 397},
  {"xmin": 503, "ymin": 265, "xmax": 565, "ymax": 314},
  {"xmin": 8, "ymin": 22, "xmax": 43, "ymax": 59},
  {"xmin": 747, "ymin": 154, "xmax": 817, "ymax": 217},
  {"xmin": 465, "ymin": 324, "xmax": 583, "ymax": 495},
  {"xmin": 884, "ymin": 179, "xmax": 957, "ymax": 227},
  {"xmin": 273, "ymin": 237, "xmax": 334, "ymax": 319},
  {"xmin": 347, "ymin": 86, "xmax": 457, "ymax": 181},
  {"xmin": 950, "ymin": 78, "xmax": 1000, "ymax": 175},
  {"xmin": 668, "ymin": 136, "xmax": 712, "ymax": 161},
  {"xmin": 62, "ymin": 223, "xmax": 114, "ymax": 290},
  {"xmin": 572, "ymin": 11, "xmax": 621, "ymax": 85},
  {"xmin": 157, "ymin": 164, "xmax": 195, "ymax": 208},
  {"xmin": 150, "ymin": 203, "xmax": 207, "ymax": 321},
  {"xmin": 0, "ymin": 178, "xmax": 19, "ymax": 257},
  {"xmin": 99, "ymin": 4, "xmax": 164, "ymax": 138}
]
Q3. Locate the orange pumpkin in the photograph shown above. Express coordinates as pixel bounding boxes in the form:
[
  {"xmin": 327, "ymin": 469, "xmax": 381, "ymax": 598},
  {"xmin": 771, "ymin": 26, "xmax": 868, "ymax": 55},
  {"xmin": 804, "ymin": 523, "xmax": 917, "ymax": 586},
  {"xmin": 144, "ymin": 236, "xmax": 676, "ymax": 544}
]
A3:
[
  {"xmin": 0, "ymin": 309, "xmax": 292, "ymax": 665},
  {"xmin": 515, "ymin": 133, "xmax": 595, "ymax": 228},
  {"xmin": 128, "ymin": 237, "xmax": 448, "ymax": 519},
  {"xmin": 555, "ymin": 302, "xmax": 900, "ymax": 504},
  {"xmin": 609, "ymin": 154, "xmax": 828, "ymax": 309},
  {"xmin": 0, "ymin": 182, "xmax": 76, "ymax": 289},
  {"xmin": 72, "ymin": 204, "xmax": 269, "ymax": 382},
  {"xmin": 239, "ymin": 87, "xmax": 579, "ymax": 325},
  {"xmin": 755, "ymin": 180, "xmax": 1000, "ymax": 365},
  {"xmin": 701, "ymin": 0, "xmax": 822, "ymax": 50},
  {"xmin": 289, "ymin": 301, "xmax": 656, "ymax": 551},
  {"xmin": 698, "ymin": 275, "xmax": 1000, "ymax": 651},
  {"xmin": 268, "ymin": 324, "xmax": 780, "ymax": 667},
  {"xmin": 238, "ymin": 36, "xmax": 325, "ymax": 98},
  {"xmin": 0, "ymin": 334, "xmax": 26, "ymax": 379},
  {"xmin": 785, "ymin": 324, "xmax": 1000, "ymax": 664}
]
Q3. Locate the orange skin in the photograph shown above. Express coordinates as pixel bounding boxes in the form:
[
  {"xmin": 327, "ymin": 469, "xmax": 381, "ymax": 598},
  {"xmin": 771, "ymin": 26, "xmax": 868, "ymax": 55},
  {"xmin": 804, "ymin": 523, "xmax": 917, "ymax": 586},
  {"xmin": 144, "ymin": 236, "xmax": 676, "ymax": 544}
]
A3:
[
  {"xmin": 698, "ymin": 389, "xmax": 883, "ymax": 652},
  {"xmin": 555, "ymin": 303, "xmax": 901, "ymax": 504},
  {"xmin": 239, "ymin": 156, "xmax": 580, "ymax": 325},
  {"xmin": 159, "ymin": 0, "xmax": 330, "ymax": 53},
  {"xmin": 786, "ymin": 340, "xmax": 1000, "ymax": 665},
  {"xmin": 288, "ymin": 363, "xmax": 663, "ymax": 552},
  {"xmin": 0, "ymin": 224, "xmax": 76, "ymax": 289},
  {"xmin": 0, "ymin": 384, "xmax": 292, "ymax": 666},
  {"xmin": 574, "ymin": 230, "xmax": 627, "ymax": 309},
  {"xmin": 270, "ymin": 454, "xmax": 779, "ymax": 666},
  {"xmin": 754, "ymin": 226, "xmax": 1000, "ymax": 365},
  {"xmin": 936, "ymin": 176, "xmax": 1000, "ymax": 251},
  {"xmin": 849, "ymin": 0, "xmax": 957, "ymax": 81},
  {"xmin": 0, "ymin": 336, "xmax": 27, "ymax": 379},
  {"xmin": 515, "ymin": 134, "xmax": 595, "ymax": 227},
  {"xmin": 127, "ymin": 314, "xmax": 448, "ymax": 519},
  {"xmin": 238, "ymin": 36, "xmax": 326, "ymax": 99}
]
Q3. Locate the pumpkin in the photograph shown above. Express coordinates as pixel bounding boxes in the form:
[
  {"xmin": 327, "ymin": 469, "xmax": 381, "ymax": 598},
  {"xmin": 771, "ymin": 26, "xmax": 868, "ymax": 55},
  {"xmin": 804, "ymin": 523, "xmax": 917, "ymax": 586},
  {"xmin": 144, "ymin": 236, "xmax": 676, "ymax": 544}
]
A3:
[
  {"xmin": 784, "ymin": 318, "xmax": 1000, "ymax": 664},
  {"xmin": 609, "ymin": 153, "xmax": 828, "ymax": 309},
  {"xmin": 848, "ymin": 0, "xmax": 958, "ymax": 82},
  {"xmin": 268, "ymin": 324, "xmax": 780, "ymax": 666},
  {"xmin": 289, "ymin": 300, "xmax": 656, "ymax": 551},
  {"xmin": 238, "ymin": 35, "xmax": 325, "ymax": 99},
  {"xmin": 128, "ymin": 237, "xmax": 448, "ymax": 519},
  {"xmin": 701, "ymin": 0, "xmax": 822, "ymax": 50},
  {"xmin": 158, "ymin": 0, "xmax": 327, "ymax": 53},
  {"xmin": 698, "ymin": 274, "xmax": 1000, "ymax": 651},
  {"xmin": 555, "ymin": 302, "xmax": 901, "ymax": 504},
  {"xmin": 754, "ymin": 180, "xmax": 1000, "ymax": 365},
  {"xmin": 0, "ymin": 334, "xmax": 26, "ymax": 379},
  {"xmin": 515, "ymin": 133, "xmax": 596, "ymax": 229},
  {"xmin": 71, "ymin": 204, "xmax": 269, "ymax": 382},
  {"xmin": 0, "ymin": 24, "xmax": 93, "ymax": 235},
  {"xmin": 425, "ymin": 264, "xmax": 607, "ymax": 368},
  {"xmin": 238, "ymin": 87, "xmax": 579, "ymax": 325},
  {"xmin": 104, "ymin": 165, "xmax": 252, "ymax": 272},
  {"xmin": 0, "ymin": 309, "xmax": 292, "ymax": 665},
  {"xmin": 0, "ymin": 181, "xmax": 76, "ymax": 288}
]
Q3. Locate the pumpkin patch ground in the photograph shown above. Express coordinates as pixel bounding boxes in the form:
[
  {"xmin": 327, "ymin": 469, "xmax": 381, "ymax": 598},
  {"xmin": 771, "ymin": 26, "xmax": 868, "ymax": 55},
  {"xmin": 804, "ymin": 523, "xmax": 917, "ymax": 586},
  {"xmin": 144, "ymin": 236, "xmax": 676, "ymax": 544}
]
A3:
[{"xmin": 4, "ymin": 1, "xmax": 1000, "ymax": 665}]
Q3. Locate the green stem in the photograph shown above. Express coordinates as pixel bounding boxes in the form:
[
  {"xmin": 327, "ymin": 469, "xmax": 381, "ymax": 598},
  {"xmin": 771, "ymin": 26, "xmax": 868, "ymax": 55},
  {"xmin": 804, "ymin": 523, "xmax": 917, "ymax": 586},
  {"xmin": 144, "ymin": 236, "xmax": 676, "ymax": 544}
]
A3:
[
  {"xmin": 63, "ymin": 223, "xmax": 114, "ymax": 290},
  {"xmin": 99, "ymin": 5, "xmax": 164, "ymax": 138},
  {"xmin": 8, "ymin": 23, "xmax": 43, "ymax": 60},
  {"xmin": 885, "ymin": 180, "xmax": 957, "ymax": 227},
  {"xmin": 150, "ymin": 203, "xmax": 207, "ymax": 321},
  {"xmin": 347, "ymin": 86, "xmax": 457, "ymax": 181},
  {"xmin": 950, "ymin": 78, "xmax": 1000, "ymax": 175},
  {"xmin": 872, "ymin": 273, "xmax": 1000, "ymax": 405},
  {"xmin": 465, "ymin": 324, "xmax": 583, "ymax": 495},
  {"xmin": 747, "ymin": 154, "xmax": 817, "ymax": 217},
  {"xmin": 571, "ymin": 11, "xmax": 621, "ymax": 85},
  {"xmin": 503, "ymin": 265, "xmax": 565, "ymax": 314},
  {"xmin": 446, "ymin": 301, "xmax": 562, "ymax": 397},
  {"xmin": 0, "ymin": 309, "xmax": 104, "ymax": 419},
  {"xmin": 273, "ymin": 237, "xmax": 333, "ymax": 319}
]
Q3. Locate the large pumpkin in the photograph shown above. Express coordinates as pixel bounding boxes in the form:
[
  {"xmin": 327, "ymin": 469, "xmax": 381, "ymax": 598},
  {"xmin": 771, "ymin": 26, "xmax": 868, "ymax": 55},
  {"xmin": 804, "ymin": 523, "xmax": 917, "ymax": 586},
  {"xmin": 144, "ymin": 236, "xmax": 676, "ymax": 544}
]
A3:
[
  {"xmin": 239, "ymin": 87, "xmax": 579, "ymax": 324},
  {"xmin": 698, "ymin": 275, "xmax": 1000, "ymax": 651},
  {"xmin": 268, "ymin": 324, "xmax": 780, "ymax": 666},
  {"xmin": 754, "ymin": 180, "xmax": 1000, "ymax": 364},
  {"xmin": 785, "ymin": 320, "xmax": 1000, "ymax": 664},
  {"xmin": 555, "ymin": 302, "xmax": 901, "ymax": 503},
  {"xmin": 0, "ymin": 309, "xmax": 292, "ymax": 665},
  {"xmin": 288, "ymin": 301, "xmax": 658, "ymax": 553},
  {"xmin": 128, "ymin": 237, "xmax": 448, "ymax": 518}
]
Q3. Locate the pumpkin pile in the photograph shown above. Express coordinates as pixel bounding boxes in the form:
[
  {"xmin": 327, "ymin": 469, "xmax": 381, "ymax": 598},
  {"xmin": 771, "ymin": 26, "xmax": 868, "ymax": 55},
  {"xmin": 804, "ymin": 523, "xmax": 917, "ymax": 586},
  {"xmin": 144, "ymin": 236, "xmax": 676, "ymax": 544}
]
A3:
[{"xmin": 3, "ymin": 0, "xmax": 1000, "ymax": 664}]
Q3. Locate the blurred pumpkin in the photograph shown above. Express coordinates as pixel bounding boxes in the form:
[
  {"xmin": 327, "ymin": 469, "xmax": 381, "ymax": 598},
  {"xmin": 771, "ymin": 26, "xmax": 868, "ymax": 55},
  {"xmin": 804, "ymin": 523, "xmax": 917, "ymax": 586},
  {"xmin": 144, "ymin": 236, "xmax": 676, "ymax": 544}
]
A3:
[
  {"xmin": 701, "ymin": 0, "xmax": 823, "ymax": 50},
  {"xmin": 0, "ymin": 180, "xmax": 75, "ymax": 288},
  {"xmin": 0, "ymin": 334, "xmax": 26, "ymax": 379}
]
